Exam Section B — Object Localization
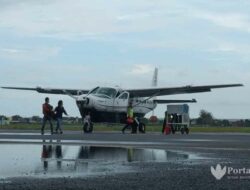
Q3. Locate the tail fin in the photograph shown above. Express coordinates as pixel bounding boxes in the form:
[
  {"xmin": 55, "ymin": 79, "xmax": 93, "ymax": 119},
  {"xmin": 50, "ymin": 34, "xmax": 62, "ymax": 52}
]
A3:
[
  {"xmin": 151, "ymin": 68, "xmax": 158, "ymax": 116},
  {"xmin": 152, "ymin": 67, "xmax": 158, "ymax": 87}
]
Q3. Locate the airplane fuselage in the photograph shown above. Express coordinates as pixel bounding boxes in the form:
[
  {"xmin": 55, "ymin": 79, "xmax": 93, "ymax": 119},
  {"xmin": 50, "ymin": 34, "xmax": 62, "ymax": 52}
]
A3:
[{"xmin": 76, "ymin": 87, "xmax": 157, "ymax": 123}]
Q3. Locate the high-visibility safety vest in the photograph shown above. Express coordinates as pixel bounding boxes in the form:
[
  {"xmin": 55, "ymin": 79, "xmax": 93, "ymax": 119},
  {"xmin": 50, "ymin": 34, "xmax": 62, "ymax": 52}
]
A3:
[{"xmin": 127, "ymin": 107, "xmax": 134, "ymax": 118}]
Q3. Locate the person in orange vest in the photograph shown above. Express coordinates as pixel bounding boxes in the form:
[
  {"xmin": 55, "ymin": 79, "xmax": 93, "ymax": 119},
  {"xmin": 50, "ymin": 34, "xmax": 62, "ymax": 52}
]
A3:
[
  {"xmin": 41, "ymin": 97, "xmax": 54, "ymax": 135},
  {"xmin": 122, "ymin": 102, "xmax": 134, "ymax": 134}
]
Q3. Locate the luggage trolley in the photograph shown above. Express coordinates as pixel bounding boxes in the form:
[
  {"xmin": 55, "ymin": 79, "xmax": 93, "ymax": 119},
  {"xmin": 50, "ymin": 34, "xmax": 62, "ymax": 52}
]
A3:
[{"xmin": 166, "ymin": 104, "xmax": 190, "ymax": 135}]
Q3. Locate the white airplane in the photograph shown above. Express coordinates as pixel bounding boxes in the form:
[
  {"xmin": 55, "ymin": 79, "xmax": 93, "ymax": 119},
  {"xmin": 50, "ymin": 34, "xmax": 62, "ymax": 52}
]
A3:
[{"xmin": 2, "ymin": 68, "xmax": 243, "ymax": 133}]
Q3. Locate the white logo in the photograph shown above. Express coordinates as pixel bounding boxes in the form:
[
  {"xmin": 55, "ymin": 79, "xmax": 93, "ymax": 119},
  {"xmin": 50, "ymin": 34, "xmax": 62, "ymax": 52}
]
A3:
[{"xmin": 211, "ymin": 164, "xmax": 227, "ymax": 180}]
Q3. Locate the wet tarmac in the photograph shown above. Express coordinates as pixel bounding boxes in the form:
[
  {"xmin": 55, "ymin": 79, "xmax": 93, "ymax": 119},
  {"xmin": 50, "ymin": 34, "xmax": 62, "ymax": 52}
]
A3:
[
  {"xmin": 0, "ymin": 131, "xmax": 250, "ymax": 190},
  {"xmin": 0, "ymin": 142, "xmax": 199, "ymax": 179}
]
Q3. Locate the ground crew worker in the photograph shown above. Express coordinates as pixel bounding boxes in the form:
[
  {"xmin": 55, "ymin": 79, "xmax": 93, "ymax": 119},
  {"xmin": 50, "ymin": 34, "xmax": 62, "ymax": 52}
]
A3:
[
  {"xmin": 41, "ymin": 97, "xmax": 54, "ymax": 135},
  {"xmin": 122, "ymin": 102, "xmax": 134, "ymax": 134},
  {"xmin": 54, "ymin": 100, "xmax": 68, "ymax": 134}
]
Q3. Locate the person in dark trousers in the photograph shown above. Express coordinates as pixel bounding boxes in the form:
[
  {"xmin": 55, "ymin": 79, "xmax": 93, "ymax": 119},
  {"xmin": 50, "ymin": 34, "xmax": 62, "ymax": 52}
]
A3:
[
  {"xmin": 122, "ymin": 102, "xmax": 134, "ymax": 134},
  {"xmin": 41, "ymin": 97, "xmax": 54, "ymax": 135},
  {"xmin": 54, "ymin": 100, "xmax": 68, "ymax": 134},
  {"xmin": 162, "ymin": 111, "xmax": 168, "ymax": 133},
  {"xmin": 42, "ymin": 142, "xmax": 53, "ymax": 170}
]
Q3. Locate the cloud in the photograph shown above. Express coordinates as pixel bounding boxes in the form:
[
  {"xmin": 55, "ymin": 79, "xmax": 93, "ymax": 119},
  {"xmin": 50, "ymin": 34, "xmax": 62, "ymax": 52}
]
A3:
[
  {"xmin": 0, "ymin": 48, "xmax": 26, "ymax": 54},
  {"xmin": 0, "ymin": 46, "xmax": 61, "ymax": 61},
  {"xmin": 0, "ymin": 62, "xmax": 93, "ymax": 88},
  {"xmin": 206, "ymin": 41, "xmax": 250, "ymax": 62},
  {"xmin": 129, "ymin": 64, "xmax": 155, "ymax": 75},
  {"xmin": 0, "ymin": 0, "xmax": 186, "ymax": 41},
  {"xmin": 0, "ymin": 1, "xmax": 249, "ymax": 119},
  {"xmin": 194, "ymin": 11, "xmax": 250, "ymax": 32},
  {"xmin": 211, "ymin": 43, "xmax": 250, "ymax": 54}
]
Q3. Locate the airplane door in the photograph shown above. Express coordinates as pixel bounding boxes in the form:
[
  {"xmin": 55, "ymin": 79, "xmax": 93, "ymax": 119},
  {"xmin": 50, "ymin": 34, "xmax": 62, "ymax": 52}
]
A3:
[{"xmin": 114, "ymin": 92, "xmax": 129, "ymax": 112}]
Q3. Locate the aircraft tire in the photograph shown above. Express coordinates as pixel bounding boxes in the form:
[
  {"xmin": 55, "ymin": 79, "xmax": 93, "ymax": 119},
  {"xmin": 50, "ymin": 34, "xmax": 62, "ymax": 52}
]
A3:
[
  {"xmin": 83, "ymin": 122, "xmax": 93, "ymax": 133},
  {"xmin": 139, "ymin": 122, "xmax": 146, "ymax": 133}
]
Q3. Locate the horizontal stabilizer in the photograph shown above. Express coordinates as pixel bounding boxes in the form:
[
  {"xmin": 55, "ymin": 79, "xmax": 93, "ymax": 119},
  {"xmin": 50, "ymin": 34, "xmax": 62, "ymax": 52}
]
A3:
[{"xmin": 154, "ymin": 99, "xmax": 197, "ymax": 104}]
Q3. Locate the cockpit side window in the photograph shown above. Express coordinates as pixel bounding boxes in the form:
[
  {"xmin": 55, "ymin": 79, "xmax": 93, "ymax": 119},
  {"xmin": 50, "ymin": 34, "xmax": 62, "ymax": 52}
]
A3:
[
  {"xmin": 116, "ymin": 91, "xmax": 121, "ymax": 97},
  {"xmin": 119, "ymin": 93, "xmax": 128, "ymax": 100},
  {"xmin": 88, "ymin": 87, "xmax": 99, "ymax": 95}
]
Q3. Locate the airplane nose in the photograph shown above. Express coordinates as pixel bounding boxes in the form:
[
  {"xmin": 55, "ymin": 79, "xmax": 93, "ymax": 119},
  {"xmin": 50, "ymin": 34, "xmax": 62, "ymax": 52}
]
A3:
[
  {"xmin": 85, "ymin": 97, "xmax": 90, "ymax": 105},
  {"xmin": 83, "ymin": 97, "xmax": 90, "ymax": 105}
]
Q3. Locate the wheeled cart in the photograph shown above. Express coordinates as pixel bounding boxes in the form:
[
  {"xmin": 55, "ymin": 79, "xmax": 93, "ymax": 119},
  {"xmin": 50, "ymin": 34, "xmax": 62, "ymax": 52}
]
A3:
[{"xmin": 166, "ymin": 104, "xmax": 190, "ymax": 135}]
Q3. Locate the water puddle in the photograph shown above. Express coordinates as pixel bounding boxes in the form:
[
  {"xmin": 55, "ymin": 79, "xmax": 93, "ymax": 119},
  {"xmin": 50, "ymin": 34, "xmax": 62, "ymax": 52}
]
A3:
[{"xmin": 0, "ymin": 141, "xmax": 198, "ymax": 179}]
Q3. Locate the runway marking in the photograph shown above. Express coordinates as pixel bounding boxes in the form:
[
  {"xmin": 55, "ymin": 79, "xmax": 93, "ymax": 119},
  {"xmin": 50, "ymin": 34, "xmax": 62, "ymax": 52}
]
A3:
[
  {"xmin": 0, "ymin": 133, "xmax": 42, "ymax": 136},
  {"xmin": 169, "ymin": 139, "xmax": 215, "ymax": 142},
  {"xmin": 179, "ymin": 146, "xmax": 250, "ymax": 151},
  {"xmin": 1, "ymin": 139, "xmax": 249, "ymax": 151},
  {"xmin": 0, "ymin": 139, "xmax": 171, "ymax": 146}
]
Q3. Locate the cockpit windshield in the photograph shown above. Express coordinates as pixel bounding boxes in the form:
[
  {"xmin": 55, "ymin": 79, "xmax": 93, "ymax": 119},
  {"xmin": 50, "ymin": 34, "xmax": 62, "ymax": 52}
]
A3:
[{"xmin": 90, "ymin": 87, "xmax": 117, "ymax": 98}]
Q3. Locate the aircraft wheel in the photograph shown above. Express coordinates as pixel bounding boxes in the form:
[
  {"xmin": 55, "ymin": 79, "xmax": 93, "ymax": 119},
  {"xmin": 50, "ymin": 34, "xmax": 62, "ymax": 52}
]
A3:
[
  {"xmin": 139, "ymin": 122, "xmax": 146, "ymax": 133},
  {"xmin": 83, "ymin": 122, "xmax": 93, "ymax": 133}
]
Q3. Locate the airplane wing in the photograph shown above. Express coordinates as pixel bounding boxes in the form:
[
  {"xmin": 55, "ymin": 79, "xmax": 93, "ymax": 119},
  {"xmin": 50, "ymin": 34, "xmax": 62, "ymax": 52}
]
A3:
[
  {"xmin": 1, "ymin": 86, "xmax": 89, "ymax": 96},
  {"xmin": 154, "ymin": 99, "xmax": 197, "ymax": 104},
  {"xmin": 126, "ymin": 84, "xmax": 243, "ymax": 98}
]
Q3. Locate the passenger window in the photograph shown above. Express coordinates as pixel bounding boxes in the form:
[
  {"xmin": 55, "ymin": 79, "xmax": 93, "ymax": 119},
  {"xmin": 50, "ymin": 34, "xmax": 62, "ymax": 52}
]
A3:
[{"xmin": 119, "ymin": 93, "xmax": 128, "ymax": 99}]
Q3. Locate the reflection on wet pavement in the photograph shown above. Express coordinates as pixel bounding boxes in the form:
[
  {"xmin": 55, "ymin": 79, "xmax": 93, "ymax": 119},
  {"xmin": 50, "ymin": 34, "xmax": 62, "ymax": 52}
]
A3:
[{"xmin": 0, "ymin": 140, "xmax": 193, "ymax": 179}]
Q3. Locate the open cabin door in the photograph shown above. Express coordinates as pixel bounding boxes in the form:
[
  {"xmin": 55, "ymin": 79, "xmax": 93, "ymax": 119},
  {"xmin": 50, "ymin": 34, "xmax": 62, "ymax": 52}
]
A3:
[{"xmin": 114, "ymin": 91, "xmax": 130, "ymax": 113}]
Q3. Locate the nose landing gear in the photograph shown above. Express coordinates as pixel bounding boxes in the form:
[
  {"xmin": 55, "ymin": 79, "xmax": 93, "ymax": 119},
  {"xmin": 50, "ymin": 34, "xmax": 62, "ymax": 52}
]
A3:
[{"xmin": 83, "ymin": 121, "xmax": 93, "ymax": 133}]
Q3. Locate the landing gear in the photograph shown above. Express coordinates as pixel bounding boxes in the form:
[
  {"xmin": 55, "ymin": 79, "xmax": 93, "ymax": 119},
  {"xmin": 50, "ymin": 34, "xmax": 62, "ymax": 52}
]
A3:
[
  {"xmin": 83, "ymin": 122, "xmax": 93, "ymax": 133},
  {"xmin": 134, "ymin": 117, "xmax": 146, "ymax": 134},
  {"xmin": 139, "ymin": 122, "xmax": 146, "ymax": 133}
]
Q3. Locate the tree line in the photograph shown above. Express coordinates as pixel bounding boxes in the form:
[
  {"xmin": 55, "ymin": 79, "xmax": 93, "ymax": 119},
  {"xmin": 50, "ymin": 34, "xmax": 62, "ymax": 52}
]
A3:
[{"xmin": 196, "ymin": 110, "xmax": 250, "ymax": 127}]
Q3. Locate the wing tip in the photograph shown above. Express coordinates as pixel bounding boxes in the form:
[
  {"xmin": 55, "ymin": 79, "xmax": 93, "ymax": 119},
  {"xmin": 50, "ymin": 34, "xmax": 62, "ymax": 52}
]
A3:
[
  {"xmin": 1, "ymin": 86, "xmax": 37, "ymax": 91},
  {"xmin": 231, "ymin": 83, "xmax": 243, "ymax": 86},
  {"xmin": 230, "ymin": 83, "xmax": 244, "ymax": 88},
  {"xmin": 1, "ymin": 86, "xmax": 12, "ymax": 89}
]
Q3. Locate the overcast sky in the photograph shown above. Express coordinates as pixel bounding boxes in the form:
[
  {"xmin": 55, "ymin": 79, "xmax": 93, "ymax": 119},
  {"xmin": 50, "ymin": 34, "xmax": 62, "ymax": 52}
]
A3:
[{"xmin": 0, "ymin": 0, "xmax": 249, "ymax": 119}]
